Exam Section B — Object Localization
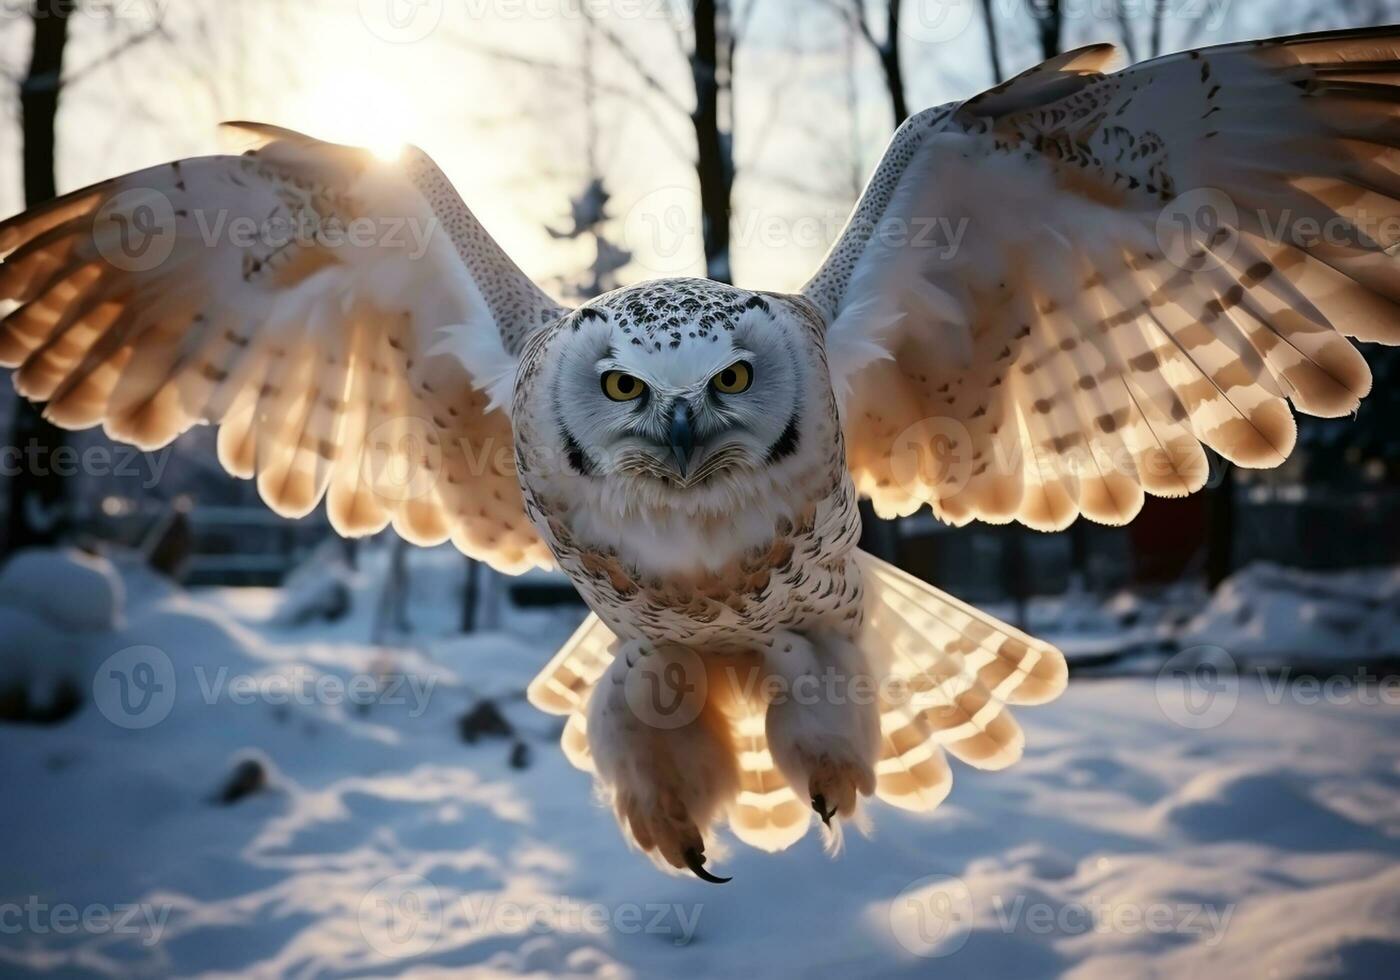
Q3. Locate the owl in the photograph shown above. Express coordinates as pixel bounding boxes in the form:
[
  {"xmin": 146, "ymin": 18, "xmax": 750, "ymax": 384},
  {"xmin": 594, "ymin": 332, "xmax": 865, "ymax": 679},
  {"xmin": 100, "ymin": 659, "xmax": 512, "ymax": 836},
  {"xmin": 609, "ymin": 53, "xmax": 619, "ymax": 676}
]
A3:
[{"xmin": 3, "ymin": 28, "xmax": 1399, "ymax": 881}]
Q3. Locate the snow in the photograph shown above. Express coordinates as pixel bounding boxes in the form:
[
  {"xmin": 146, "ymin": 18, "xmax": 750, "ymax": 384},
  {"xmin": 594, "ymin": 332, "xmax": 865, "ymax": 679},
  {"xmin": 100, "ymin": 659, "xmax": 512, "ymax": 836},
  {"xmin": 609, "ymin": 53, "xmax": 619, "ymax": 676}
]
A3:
[
  {"xmin": 1, "ymin": 546, "xmax": 1397, "ymax": 978},
  {"xmin": 1178, "ymin": 563, "xmax": 1400, "ymax": 666},
  {"xmin": 0, "ymin": 548, "xmax": 125, "ymax": 634}
]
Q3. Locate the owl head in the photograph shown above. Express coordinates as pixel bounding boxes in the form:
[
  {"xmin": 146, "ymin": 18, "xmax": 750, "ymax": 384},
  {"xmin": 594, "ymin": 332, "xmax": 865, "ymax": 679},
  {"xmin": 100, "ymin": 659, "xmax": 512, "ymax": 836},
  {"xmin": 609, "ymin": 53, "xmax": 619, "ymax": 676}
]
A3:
[{"xmin": 534, "ymin": 279, "xmax": 819, "ymax": 498}]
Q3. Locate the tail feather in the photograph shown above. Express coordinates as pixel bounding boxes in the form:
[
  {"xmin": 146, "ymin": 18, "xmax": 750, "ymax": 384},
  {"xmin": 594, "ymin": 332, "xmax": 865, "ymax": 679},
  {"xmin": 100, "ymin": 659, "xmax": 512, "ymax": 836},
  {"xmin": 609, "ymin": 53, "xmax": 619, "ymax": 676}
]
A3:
[
  {"xmin": 528, "ymin": 613, "xmax": 811, "ymax": 853},
  {"xmin": 526, "ymin": 550, "xmax": 1069, "ymax": 838},
  {"xmin": 858, "ymin": 551, "xmax": 1064, "ymax": 811}
]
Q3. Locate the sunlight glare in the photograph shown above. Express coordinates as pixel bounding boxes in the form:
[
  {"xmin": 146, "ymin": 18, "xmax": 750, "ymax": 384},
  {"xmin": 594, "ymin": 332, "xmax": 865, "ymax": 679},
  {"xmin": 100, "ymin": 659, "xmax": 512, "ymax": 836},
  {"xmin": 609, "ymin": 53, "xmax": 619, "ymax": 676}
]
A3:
[{"xmin": 299, "ymin": 65, "xmax": 418, "ymax": 160}]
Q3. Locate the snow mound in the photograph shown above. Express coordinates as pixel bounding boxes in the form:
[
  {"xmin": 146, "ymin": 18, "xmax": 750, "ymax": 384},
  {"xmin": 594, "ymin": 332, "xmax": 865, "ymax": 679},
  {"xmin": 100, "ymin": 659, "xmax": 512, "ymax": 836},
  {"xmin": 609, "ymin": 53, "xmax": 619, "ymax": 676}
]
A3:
[
  {"xmin": 271, "ymin": 540, "xmax": 355, "ymax": 627},
  {"xmin": 1179, "ymin": 563, "xmax": 1400, "ymax": 664},
  {"xmin": 0, "ymin": 547, "xmax": 125, "ymax": 633}
]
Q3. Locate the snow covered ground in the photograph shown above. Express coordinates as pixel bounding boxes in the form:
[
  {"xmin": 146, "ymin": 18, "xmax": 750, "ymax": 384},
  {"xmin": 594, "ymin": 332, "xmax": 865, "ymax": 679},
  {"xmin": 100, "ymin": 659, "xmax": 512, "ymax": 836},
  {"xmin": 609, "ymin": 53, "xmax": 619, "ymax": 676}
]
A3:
[{"xmin": 1, "ymin": 546, "xmax": 1398, "ymax": 978}]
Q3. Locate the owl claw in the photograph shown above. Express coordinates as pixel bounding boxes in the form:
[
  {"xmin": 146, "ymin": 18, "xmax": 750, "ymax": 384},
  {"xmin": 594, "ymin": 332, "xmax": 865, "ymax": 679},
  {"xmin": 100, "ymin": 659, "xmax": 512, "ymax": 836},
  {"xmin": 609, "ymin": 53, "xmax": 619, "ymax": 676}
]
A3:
[
  {"xmin": 812, "ymin": 794, "xmax": 835, "ymax": 826},
  {"xmin": 684, "ymin": 847, "xmax": 731, "ymax": 884}
]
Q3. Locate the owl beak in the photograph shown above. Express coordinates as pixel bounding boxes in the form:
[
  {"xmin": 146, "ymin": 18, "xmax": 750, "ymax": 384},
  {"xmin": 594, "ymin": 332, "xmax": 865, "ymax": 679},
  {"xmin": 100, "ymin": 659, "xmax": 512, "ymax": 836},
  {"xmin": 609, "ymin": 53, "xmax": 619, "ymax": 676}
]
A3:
[{"xmin": 668, "ymin": 401, "xmax": 695, "ymax": 477}]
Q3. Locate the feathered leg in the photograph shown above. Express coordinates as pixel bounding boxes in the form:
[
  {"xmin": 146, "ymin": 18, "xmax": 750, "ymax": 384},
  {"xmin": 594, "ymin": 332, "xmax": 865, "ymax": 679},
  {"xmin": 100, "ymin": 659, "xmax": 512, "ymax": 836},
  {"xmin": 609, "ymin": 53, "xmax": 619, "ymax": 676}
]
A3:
[
  {"xmin": 585, "ymin": 639, "xmax": 740, "ymax": 882},
  {"xmin": 764, "ymin": 630, "xmax": 881, "ymax": 827}
]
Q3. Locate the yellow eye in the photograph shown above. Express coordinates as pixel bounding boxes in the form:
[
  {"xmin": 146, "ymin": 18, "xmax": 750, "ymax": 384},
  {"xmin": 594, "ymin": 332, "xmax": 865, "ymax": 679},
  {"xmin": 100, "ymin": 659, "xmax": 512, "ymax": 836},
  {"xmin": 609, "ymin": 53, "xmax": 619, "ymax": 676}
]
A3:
[
  {"xmin": 601, "ymin": 370, "xmax": 647, "ymax": 402},
  {"xmin": 711, "ymin": 361, "xmax": 753, "ymax": 394}
]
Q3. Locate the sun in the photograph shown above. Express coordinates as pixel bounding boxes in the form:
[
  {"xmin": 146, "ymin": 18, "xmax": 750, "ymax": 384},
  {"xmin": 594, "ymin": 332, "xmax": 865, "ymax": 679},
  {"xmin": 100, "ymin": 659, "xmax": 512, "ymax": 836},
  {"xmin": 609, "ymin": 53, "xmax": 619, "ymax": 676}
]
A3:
[{"xmin": 297, "ymin": 65, "xmax": 418, "ymax": 161}]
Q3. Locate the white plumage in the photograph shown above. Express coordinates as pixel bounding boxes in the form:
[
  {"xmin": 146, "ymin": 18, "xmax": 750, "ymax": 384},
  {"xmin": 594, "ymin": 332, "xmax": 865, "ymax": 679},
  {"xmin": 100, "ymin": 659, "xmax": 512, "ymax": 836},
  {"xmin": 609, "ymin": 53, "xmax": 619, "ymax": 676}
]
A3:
[{"xmin": 3, "ymin": 29, "xmax": 1399, "ymax": 880}]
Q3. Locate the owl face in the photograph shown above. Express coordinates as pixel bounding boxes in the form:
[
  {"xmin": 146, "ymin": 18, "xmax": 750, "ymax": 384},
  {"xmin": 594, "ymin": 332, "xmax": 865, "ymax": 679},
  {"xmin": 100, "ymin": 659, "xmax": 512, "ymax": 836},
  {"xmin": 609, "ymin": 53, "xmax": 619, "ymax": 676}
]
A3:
[{"xmin": 546, "ymin": 284, "xmax": 809, "ymax": 491}]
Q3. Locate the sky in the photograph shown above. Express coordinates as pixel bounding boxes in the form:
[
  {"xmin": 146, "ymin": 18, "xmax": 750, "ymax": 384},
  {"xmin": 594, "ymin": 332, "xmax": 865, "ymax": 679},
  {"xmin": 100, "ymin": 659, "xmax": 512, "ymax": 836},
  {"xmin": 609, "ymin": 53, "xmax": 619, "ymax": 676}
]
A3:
[{"xmin": 0, "ymin": 0, "xmax": 1387, "ymax": 296}]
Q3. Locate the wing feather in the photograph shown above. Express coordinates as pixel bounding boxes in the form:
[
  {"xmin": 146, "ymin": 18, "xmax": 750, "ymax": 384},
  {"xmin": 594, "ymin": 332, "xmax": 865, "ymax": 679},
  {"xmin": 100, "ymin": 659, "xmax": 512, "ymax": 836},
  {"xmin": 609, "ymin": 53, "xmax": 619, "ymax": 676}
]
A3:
[
  {"xmin": 0, "ymin": 127, "xmax": 562, "ymax": 573},
  {"xmin": 810, "ymin": 27, "xmax": 1400, "ymax": 527}
]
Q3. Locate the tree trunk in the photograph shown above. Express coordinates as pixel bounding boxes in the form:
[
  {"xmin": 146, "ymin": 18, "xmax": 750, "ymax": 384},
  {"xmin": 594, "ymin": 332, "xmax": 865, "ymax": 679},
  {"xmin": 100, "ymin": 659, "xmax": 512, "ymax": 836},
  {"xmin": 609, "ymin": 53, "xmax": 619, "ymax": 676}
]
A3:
[
  {"xmin": 1032, "ymin": 0, "xmax": 1063, "ymax": 60},
  {"xmin": 879, "ymin": 1, "xmax": 908, "ymax": 125},
  {"xmin": 1150, "ymin": 0, "xmax": 1168, "ymax": 58},
  {"xmin": 461, "ymin": 558, "xmax": 480, "ymax": 633},
  {"xmin": 6, "ymin": 0, "xmax": 78, "ymax": 554},
  {"xmin": 690, "ymin": 0, "xmax": 733, "ymax": 283},
  {"xmin": 1206, "ymin": 463, "xmax": 1236, "ymax": 589},
  {"xmin": 980, "ymin": 0, "xmax": 1005, "ymax": 83}
]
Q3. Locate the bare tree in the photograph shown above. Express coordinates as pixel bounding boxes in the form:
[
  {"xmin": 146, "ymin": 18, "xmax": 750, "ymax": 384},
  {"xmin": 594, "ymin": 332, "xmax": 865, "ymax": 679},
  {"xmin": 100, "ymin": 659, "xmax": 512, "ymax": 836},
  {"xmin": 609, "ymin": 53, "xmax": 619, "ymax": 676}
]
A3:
[
  {"xmin": 6, "ymin": 1, "xmax": 80, "ymax": 553},
  {"xmin": 687, "ymin": 0, "xmax": 737, "ymax": 281},
  {"xmin": 547, "ymin": 15, "xmax": 632, "ymax": 300},
  {"xmin": 4, "ymin": 0, "xmax": 170, "ymax": 553},
  {"xmin": 980, "ymin": 0, "xmax": 1006, "ymax": 83},
  {"xmin": 456, "ymin": 2, "xmax": 748, "ymax": 282},
  {"xmin": 839, "ymin": 0, "xmax": 908, "ymax": 127},
  {"xmin": 1029, "ymin": 0, "xmax": 1065, "ymax": 61}
]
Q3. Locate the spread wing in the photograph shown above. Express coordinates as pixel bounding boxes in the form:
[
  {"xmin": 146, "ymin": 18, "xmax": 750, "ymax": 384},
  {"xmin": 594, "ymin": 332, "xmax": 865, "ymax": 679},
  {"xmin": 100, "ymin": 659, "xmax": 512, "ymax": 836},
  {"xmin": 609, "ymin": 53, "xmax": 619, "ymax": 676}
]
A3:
[
  {"xmin": 807, "ymin": 28, "xmax": 1400, "ymax": 528},
  {"xmin": 0, "ymin": 124, "xmax": 560, "ymax": 573}
]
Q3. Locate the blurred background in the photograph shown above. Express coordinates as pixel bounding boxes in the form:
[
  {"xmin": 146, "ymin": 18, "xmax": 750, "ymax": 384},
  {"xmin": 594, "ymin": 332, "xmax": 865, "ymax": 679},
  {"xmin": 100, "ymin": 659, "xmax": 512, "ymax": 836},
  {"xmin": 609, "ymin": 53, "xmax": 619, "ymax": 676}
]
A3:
[{"xmin": 0, "ymin": 2, "xmax": 1397, "ymax": 978}]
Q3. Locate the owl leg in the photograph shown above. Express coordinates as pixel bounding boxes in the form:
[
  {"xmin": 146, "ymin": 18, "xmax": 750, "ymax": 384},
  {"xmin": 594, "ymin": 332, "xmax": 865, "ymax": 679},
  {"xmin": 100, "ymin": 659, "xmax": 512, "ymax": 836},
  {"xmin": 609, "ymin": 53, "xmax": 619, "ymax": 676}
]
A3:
[
  {"xmin": 764, "ymin": 630, "xmax": 881, "ymax": 825},
  {"xmin": 585, "ymin": 639, "xmax": 740, "ymax": 882}
]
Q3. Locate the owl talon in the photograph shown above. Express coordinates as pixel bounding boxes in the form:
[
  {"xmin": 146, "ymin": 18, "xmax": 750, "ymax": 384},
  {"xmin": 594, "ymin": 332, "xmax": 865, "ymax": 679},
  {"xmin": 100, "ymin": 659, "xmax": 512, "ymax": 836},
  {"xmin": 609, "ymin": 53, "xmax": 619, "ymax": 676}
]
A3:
[
  {"xmin": 812, "ymin": 793, "xmax": 834, "ymax": 826},
  {"xmin": 684, "ymin": 847, "xmax": 731, "ymax": 884}
]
